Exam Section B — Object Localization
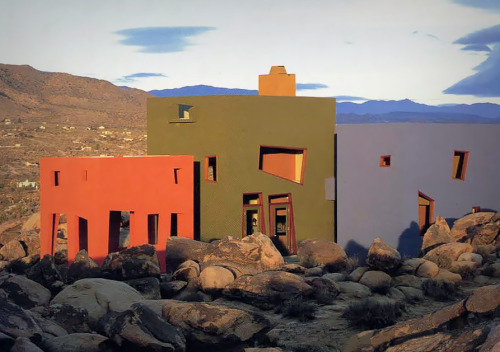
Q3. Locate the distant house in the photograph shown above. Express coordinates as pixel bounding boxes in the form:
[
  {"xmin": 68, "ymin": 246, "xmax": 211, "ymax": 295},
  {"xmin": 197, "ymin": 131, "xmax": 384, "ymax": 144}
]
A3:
[
  {"xmin": 17, "ymin": 179, "xmax": 37, "ymax": 189},
  {"xmin": 336, "ymin": 123, "xmax": 500, "ymax": 257},
  {"xmin": 39, "ymin": 156, "xmax": 194, "ymax": 270},
  {"xmin": 147, "ymin": 67, "xmax": 335, "ymax": 254}
]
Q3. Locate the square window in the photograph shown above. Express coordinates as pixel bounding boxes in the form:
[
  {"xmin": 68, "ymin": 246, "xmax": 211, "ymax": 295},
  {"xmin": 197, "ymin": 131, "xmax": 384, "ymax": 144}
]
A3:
[{"xmin": 379, "ymin": 155, "xmax": 391, "ymax": 167}]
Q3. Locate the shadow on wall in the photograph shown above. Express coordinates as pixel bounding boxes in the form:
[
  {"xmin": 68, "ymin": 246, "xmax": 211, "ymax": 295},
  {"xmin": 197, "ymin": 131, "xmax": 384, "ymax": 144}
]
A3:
[
  {"xmin": 344, "ymin": 240, "xmax": 368, "ymax": 264},
  {"xmin": 397, "ymin": 221, "xmax": 422, "ymax": 258}
]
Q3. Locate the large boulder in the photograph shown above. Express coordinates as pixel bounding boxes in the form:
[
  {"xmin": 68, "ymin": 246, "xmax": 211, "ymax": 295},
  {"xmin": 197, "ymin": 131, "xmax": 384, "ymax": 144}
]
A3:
[
  {"xmin": 102, "ymin": 244, "xmax": 160, "ymax": 280},
  {"xmin": 125, "ymin": 277, "xmax": 161, "ymax": 300},
  {"xmin": 50, "ymin": 278, "xmax": 144, "ymax": 328},
  {"xmin": 43, "ymin": 333, "xmax": 110, "ymax": 352},
  {"xmin": 10, "ymin": 337, "xmax": 44, "ymax": 352},
  {"xmin": 222, "ymin": 271, "xmax": 312, "ymax": 309},
  {"xmin": 199, "ymin": 266, "xmax": 235, "ymax": 293},
  {"xmin": 366, "ymin": 237, "xmax": 402, "ymax": 272},
  {"xmin": 21, "ymin": 212, "xmax": 40, "ymax": 232},
  {"xmin": 450, "ymin": 212, "xmax": 495, "ymax": 241},
  {"xmin": 201, "ymin": 234, "xmax": 284, "ymax": 276},
  {"xmin": 48, "ymin": 304, "xmax": 90, "ymax": 333},
  {"xmin": 17, "ymin": 231, "xmax": 40, "ymax": 257},
  {"xmin": 160, "ymin": 281, "xmax": 188, "ymax": 299},
  {"xmin": 172, "ymin": 260, "xmax": 200, "ymax": 281},
  {"xmin": 98, "ymin": 305, "xmax": 186, "ymax": 352},
  {"xmin": 0, "ymin": 240, "xmax": 26, "ymax": 261},
  {"xmin": 421, "ymin": 216, "xmax": 453, "ymax": 255},
  {"xmin": 0, "ymin": 274, "xmax": 51, "ymax": 309},
  {"xmin": 465, "ymin": 285, "xmax": 500, "ymax": 314},
  {"xmin": 415, "ymin": 260, "xmax": 440, "ymax": 278},
  {"xmin": 165, "ymin": 237, "xmax": 208, "ymax": 271},
  {"xmin": 423, "ymin": 242, "xmax": 473, "ymax": 269},
  {"xmin": 336, "ymin": 281, "xmax": 372, "ymax": 298},
  {"xmin": 359, "ymin": 270, "xmax": 392, "ymax": 293},
  {"xmin": 297, "ymin": 238, "xmax": 347, "ymax": 270},
  {"xmin": 25, "ymin": 255, "xmax": 64, "ymax": 294},
  {"xmin": 0, "ymin": 299, "xmax": 42, "ymax": 338},
  {"xmin": 469, "ymin": 223, "xmax": 500, "ymax": 246},
  {"xmin": 162, "ymin": 300, "xmax": 272, "ymax": 346},
  {"xmin": 66, "ymin": 250, "xmax": 101, "ymax": 282}
]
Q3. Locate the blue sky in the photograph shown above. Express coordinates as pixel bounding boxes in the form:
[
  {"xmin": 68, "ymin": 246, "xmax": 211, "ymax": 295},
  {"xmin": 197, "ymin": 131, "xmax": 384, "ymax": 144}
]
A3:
[{"xmin": 1, "ymin": 0, "xmax": 499, "ymax": 104}]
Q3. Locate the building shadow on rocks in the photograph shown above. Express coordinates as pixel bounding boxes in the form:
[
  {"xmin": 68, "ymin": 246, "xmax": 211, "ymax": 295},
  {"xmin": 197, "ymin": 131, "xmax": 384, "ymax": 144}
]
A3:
[
  {"xmin": 344, "ymin": 240, "xmax": 368, "ymax": 264},
  {"xmin": 397, "ymin": 221, "xmax": 422, "ymax": 258}
]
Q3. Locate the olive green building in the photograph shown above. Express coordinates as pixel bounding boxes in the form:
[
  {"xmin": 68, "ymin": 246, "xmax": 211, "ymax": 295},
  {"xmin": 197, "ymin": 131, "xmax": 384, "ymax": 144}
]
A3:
[{"xmin": 147, "ymin": 69, "xmax": 335, "ymax": 253}]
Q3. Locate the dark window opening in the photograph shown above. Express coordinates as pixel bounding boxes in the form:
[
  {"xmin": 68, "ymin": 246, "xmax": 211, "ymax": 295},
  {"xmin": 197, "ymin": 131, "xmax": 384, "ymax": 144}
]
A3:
[
  {"xmin": 108, "ymin": 211, "xmax": 130, "ymax": 252},
  {"xmin": 243, "ymin": 193, "xmax": 261, "ymax": 205},
  {"xmin": 148, "ymin": 214, "xmax": 159, "ymax": 244},
  {"xmin": 170, "ymin": 214, "xmax": 178, "ymax": 237},
  {"xmin": 242, "ymin": 193, "xmax": 265, "ymax": 236},
  {"xmin": 453, "ymin": 150, "xmax": 469, "ymax": 180},
  {"xmin": 205, "ymin": 156, "xmax": 217, "ymax": 182},
  {"xmin": 259, "ymin": 146, "xmax": 306, "ymax": 184},
  {"xmin": 54, "ymin": 171, "xmax": 60, "ymax": 186},
  {"xmin": 78, "ymin": 217, "xmax": 88, "ymax": 252},
  {"xmin": 174, "ymin": 168, "xmax": 180, "ymax": 184},
  {"xmin": 84, "ymin": 170, "xmax": 88, "ymax": 181},
  {"xmin": 379, "ymin": 155, "xmax": 391, "ymax": 167},
  {"xmin": 178, "ymin": 104, "xmax": 193, "ymax": 119}
]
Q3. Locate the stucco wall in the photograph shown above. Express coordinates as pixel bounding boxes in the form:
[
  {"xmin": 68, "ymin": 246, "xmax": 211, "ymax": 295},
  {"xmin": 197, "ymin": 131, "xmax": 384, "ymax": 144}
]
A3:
[
  {"xmin": 148, "ymin": 95, "xmax": 336, "ymax": 249},
  {"xmin": 336, "ymin": 123, "xmax": 500, "ymax": 258}
]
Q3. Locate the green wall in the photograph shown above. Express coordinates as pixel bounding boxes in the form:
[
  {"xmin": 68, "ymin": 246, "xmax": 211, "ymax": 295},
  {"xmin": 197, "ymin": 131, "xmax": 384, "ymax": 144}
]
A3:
[{"xmin": 147, "ymin": 95, "xmax": 335, "ymax": 249}]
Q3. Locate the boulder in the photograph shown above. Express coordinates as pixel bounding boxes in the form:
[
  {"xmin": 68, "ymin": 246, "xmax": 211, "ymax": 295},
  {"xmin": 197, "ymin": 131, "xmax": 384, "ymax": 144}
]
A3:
[
  {"xmin": 102, "ymin": 244, "xmax": 160, "ymax": 280},
  {"xmin": 281, "ymin": 263, "xmax": 306, "ymax": 274},
  {"xmin": 162, "ymin": 300, "xmax": 272, "ymax": 345},
  {"xmin": 21, "ymin": 212, "xmax": 40, "ymax": 232},
  {"xmin": 479, "ymin": 324, "xmax": 500, "ymax": 352},
  {"xmin": 222, "ymin": 271, "xmax": 312, "ymax": 309},
  {"xmin": 7, "ymin": 255, "xmax": 40, "ymax": 275},
  {"xmin": 359, "ymin": 270, "xmax": 392, "ymax": 293},
  {"xmin": 50, "ymin": 278, "xmax": 144, "ymax": 328},
  {"xmin": 336, "ymin": 281, "xmax": 372, "ymax": 298},
  {"xmin": 0, "ymin": 331, "xmax": 15, "ymax": 351},
  {"xmin": 97, "ymin": 305, "xmax": 186, "ymax": 352},
  {"xmin": 199, "ymin": 266, "xmax": 235, "ymax": 293},
  {"xmin": 28, "ymin": 311, "xmax": 68, "ymax": 338},
  {"xmin": 397, "ymin": 286, "xmax": 424, "ymax": 302},
  {"xmin": 465, "ymin": 285, "xmax": 500, "ymax": 314},
  {"xmin": 0, "ymin": 240, "xmax": 26, "ymax": 261},
  {"xmin": 202, "ymin": 233, "xmax": 284, "ymax": 276},
  {"xmin": 388, "ymin": 287, "xmax": 406, "ymax": 302},
  {"xmin": 415, "ymin": 260, "xmax": 440, "ymax": 278},
  {"xmin": 48, "ymin": 304, "xmax": 90, "ymax": 333},
  {"xmin": 43, "ymin": 333, "xmax": 110, "ymax": 352},
  {"xmin": 304, "ymin": 266, "xmax": 323, "ymax": 277},
  {"xmin": 399, "ymin": 258, "xmax": 426, "ymax": 275},
  {"xmin": 449, "ymin": 260, "xmax": 480, "ymax": 275},
  {"xmin": 421, "ymin": 216, "xmax": 453, "ymax": 254},
  {"xmin": 392, "ymin": 274, "xmax": 423, "ymax": 289},
  {"xmin": 67, "ymin": 250, "xmax": 101, "ymax": 282},
  {"xmin": 0, "ymin": 299, "xmax": 42, "ymax": 338},
  {"xmin": 0, "ymin": 274, "xmax": 51, "ymax": 309},
  {"xmin": 423, "ymin": 242, "xmax": 473, "ymax": 269},
  {"xmin": 125, "ymin": 277, "xmax": 161, "ymax": 300},
  {"xmin": 297, "ymin": 238, "xmax": 347, "ymax": 270},
  {"xmin": 10, "ymin": 337, "xmax": 44, "ymax": 352},
  {"xmin": 450, "ymin": 212, "xmax": 495, "ymax": 241},
  {"xmin": 457, "ymin": 252, "xmax": 483, "ymax": 263},
  {"xmin": 482, "ymin": 263, "xmax": 500, "ymax": 278},
  {"xmin": 25, "ymin": 254, "xmax": 64, "ymax": 294},
  {"xmin": 172, "ymin": 260, "xmax": 200, "ymax": 281},
  {"xmin": 366, "ymin": 237, "xmax": 401, "ymax": 272},
  {"xmin": 17, "ymin": 231, "xmax": 40, "ymax": 257},
  {"xmin": 160, "ymin": 281, "xmax": 188, "ymax": 299},
  {"xmin": 470, "ymin": 223, "xmax": 500, "ymax": 246},
  {"xmin": 433, "ymin": 269, "xmax": 462, "ymax": 285},
  {"xmin": 322, "ymin": 272, "xmax": 346, "ymax": 283},
  {"xmin": 348, "ymin": 266, "xmax": 369, "ymax": 282},
  {"xmin": 165, "ymin": 237, "xmax": 208, "ymax": 271}
]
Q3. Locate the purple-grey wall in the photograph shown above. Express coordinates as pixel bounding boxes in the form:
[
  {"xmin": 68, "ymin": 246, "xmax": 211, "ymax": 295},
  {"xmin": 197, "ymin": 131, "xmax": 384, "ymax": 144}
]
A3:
[{"xmin": 336, "ymin": 123, "xmax": 500, "ymax": 258}]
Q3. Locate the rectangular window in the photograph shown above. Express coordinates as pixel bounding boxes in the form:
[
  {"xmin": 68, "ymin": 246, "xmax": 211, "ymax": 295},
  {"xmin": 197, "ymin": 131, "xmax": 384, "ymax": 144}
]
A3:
[
  {"xmin": 174, "ymin": 168, "xmax": 180, "ymax": 184},
  {"xmin": 148, "ymin": 214, "xmax": 159, "ymax": 245},
  {"xmin": 83, "ymin": 170, "xmax": 88, "ymax": 181},
  {"xmin": 54, "ymin": 171, "xmax": 60, "ymax": 186},
  {"xmin": 205, "ymin": 156, "xmax": 217, "ymax": 182},
  {"xmin": 452, "ymin": 150, "xmax": 469, "ymax": 180},
  {"xmin": 379, "ymin": 155, "xmax": 391, "ymax": 167},
  {"xmin": 259, "ymin": 146, "xmax": 306, "ymax": 184},
  {"xmin": 170, "ymin": 213, "xmax": 178, "ymax": 237}
]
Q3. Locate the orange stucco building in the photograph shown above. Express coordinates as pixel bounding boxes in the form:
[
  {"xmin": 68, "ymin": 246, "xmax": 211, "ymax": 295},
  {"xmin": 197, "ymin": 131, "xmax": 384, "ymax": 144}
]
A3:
[
  {"xmin": 40, "ymin": 156, "xmax": 194, "ymax": 271},
  {"xmin": 258, "ymin": 66, "xmax": 296, "ymax": 96}
]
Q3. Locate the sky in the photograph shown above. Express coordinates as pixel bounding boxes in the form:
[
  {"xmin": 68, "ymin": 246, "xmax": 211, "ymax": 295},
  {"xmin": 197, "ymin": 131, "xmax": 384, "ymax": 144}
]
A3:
[{"xmin": 1, "ymin": 0, "xmax": 500, "ymax": 105}]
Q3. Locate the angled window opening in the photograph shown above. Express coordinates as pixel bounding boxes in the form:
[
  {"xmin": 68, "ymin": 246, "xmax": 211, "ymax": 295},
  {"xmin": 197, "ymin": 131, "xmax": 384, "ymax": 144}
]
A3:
[
  {"xmin": 178, "ymin": 104, "xmax": 193, "ymax": 120},
  {"xmin": 452, "ymin": 150, "xmax": 469, "ymax": 180},
  {"xmin": 54, "ymin": 171, "xmax": 60, "ymax": 186},
  {"xmin": 148, "ymin": 214, "xmax": 159, "ymax": 245},
  {"xmin": 379, "ymin": 155, "xmax": 391, "ymax": 167},
  {"xmin": 418, "ymin": 191, "xmax": 435, "ymax": 236},
  {"xmin": 205, "ymin": 156, "xmax": 217, "ymax": 182},
  {"xmin": 258, "ymin": 146, "xmax": 306, "ymax": 184}
]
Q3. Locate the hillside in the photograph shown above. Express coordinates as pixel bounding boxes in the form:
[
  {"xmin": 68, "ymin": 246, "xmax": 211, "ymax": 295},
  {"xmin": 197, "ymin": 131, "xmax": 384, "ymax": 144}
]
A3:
[{"xmin": 0, "ymin": 64, "xmax": 152, "ymax": 222}]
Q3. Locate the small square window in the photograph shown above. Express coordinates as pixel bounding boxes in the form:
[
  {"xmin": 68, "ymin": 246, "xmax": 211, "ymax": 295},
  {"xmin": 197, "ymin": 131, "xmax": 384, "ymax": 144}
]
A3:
[
  {"xmin": 205, "ymin": 156, "xmax": 217, "ymax": 182},
  {"xmin": 379, "ymin": 155, "xmax": 391, "ymax": 167},
  {"xmin": 178, "ymin": 104, "xmax": 193, "ymax": 119}
]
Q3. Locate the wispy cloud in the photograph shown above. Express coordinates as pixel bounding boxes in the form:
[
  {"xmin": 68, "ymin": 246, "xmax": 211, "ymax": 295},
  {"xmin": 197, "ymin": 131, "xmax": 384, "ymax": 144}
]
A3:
[
  {"xmin": 115, "ymin": 26, "xmax": 216, "ymax": 53},
  {"xmin": 296, "ymin": 83, "xmax": 328, "ymax": 90},
  {"xmin": 444, "ymin": 24, "xmax": 500, "ymax": 97},
  {"xmin": 335, "ymin": 95, "xmax": 369, "ymax": 102},
  {"xmin": 115, "ymin": 72, "xmax": 166, "ymax": 83},
  {"xmin": 451, "ymin": 0, "xmax": 500, "ymax": 11},
  {"xmin": 412, "ymin": 30, "xmax": 439, "ymax": 40}
]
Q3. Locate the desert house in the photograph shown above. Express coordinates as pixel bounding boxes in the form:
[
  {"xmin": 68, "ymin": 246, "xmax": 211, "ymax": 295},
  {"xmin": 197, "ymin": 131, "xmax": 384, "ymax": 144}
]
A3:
[
  {"xmin": 336, "ymin": 123, "xmax": 500, "ymax": 257},
  {"xmin": 39, "ymin": 155, "xmax": 194, "ymax": 270},
  {"xmin": 147, "ymin": 67, "xmax": 335, "ymax": 254}
]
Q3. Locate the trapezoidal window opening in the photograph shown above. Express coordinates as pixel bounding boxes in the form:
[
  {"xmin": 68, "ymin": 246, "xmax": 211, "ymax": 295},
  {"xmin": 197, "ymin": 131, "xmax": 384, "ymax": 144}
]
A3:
[
  {"xmin": 54, "ymin": 171, "xmax": 60, "ymax": 186},
  {"xmin": 205, "ymin": 156, "xmax": 217, "ymax": 182},
  {"xmin": 452, "ymin": 150, "xmax": 469, "ymax": 180},
  {"xmin": 258, "ymin": 146, "xmax": 306, "ymax": 184},
  {"xmin": 379, "ymin": 155, "xmax": 391, "ymax": 167},
  {"xmin": 178, "ymin": 104, "xmax": 193, "ymax": 120}
]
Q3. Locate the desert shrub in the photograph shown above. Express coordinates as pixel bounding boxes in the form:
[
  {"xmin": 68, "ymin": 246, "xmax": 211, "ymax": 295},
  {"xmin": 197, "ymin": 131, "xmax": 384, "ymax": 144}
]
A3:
[
  {"xmin": 422, "ymin": 279, "xmax": 459, "ymax": 301},
  {"xmin": 343, "ymin": 297, "xmax": 404, "ymax": 329},
  {"xmin": 278, "ymin": 296, "xmax": 317, "ymax": 322}
]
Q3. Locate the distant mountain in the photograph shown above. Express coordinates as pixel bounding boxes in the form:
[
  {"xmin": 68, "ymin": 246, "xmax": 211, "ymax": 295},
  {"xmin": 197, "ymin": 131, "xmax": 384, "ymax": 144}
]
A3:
[
  {"xmin": 0, "ymin": 63, "xmax": 152, "ymax": 127},
  {"xmin": 149, "ymin": 85, "xmax": 257, "ymax": 97}
]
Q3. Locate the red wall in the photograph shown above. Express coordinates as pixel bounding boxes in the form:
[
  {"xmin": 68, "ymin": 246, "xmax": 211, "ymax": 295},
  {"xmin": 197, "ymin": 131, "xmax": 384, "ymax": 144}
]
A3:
[{"xmin": 40, "ymin": 156, "xmax": 194, "ymax": 271}]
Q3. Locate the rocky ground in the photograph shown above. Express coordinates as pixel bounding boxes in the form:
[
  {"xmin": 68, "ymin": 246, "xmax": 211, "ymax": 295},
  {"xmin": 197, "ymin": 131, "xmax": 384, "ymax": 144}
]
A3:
[{"xmin": 1, "ymin": 211, "xmax": 500, "ymax": 351}]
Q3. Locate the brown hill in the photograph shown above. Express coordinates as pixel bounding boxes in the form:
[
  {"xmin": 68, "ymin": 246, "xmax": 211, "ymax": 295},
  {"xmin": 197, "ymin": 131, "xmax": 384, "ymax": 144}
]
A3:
[{"xmin": 0, "ymin": 64, "xmax": 153, "ymax": 222}]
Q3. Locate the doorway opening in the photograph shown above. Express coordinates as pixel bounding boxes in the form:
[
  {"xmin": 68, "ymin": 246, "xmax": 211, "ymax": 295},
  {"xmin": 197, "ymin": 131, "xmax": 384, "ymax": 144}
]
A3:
[
  {"xmin": 418, "ymin": 191, "xmax": 434, "ymax": 235},
  {"xmin": 268, "ymin": 194, "xmax": 296, "ymax": 254},
  {"xmin": 108, "ymin": 211, "xmax": 131, "ymax": 252},
  {"xmin": 242, "ymin": 193, "xmax": 265, "ymax": 236},
  {"xmin": 148, "ymin": 214, "xmax": 159, "ymax": 244},
  {"xmin": 78, "ymin": 217, "xmax": 88, "ymax": 252}
]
